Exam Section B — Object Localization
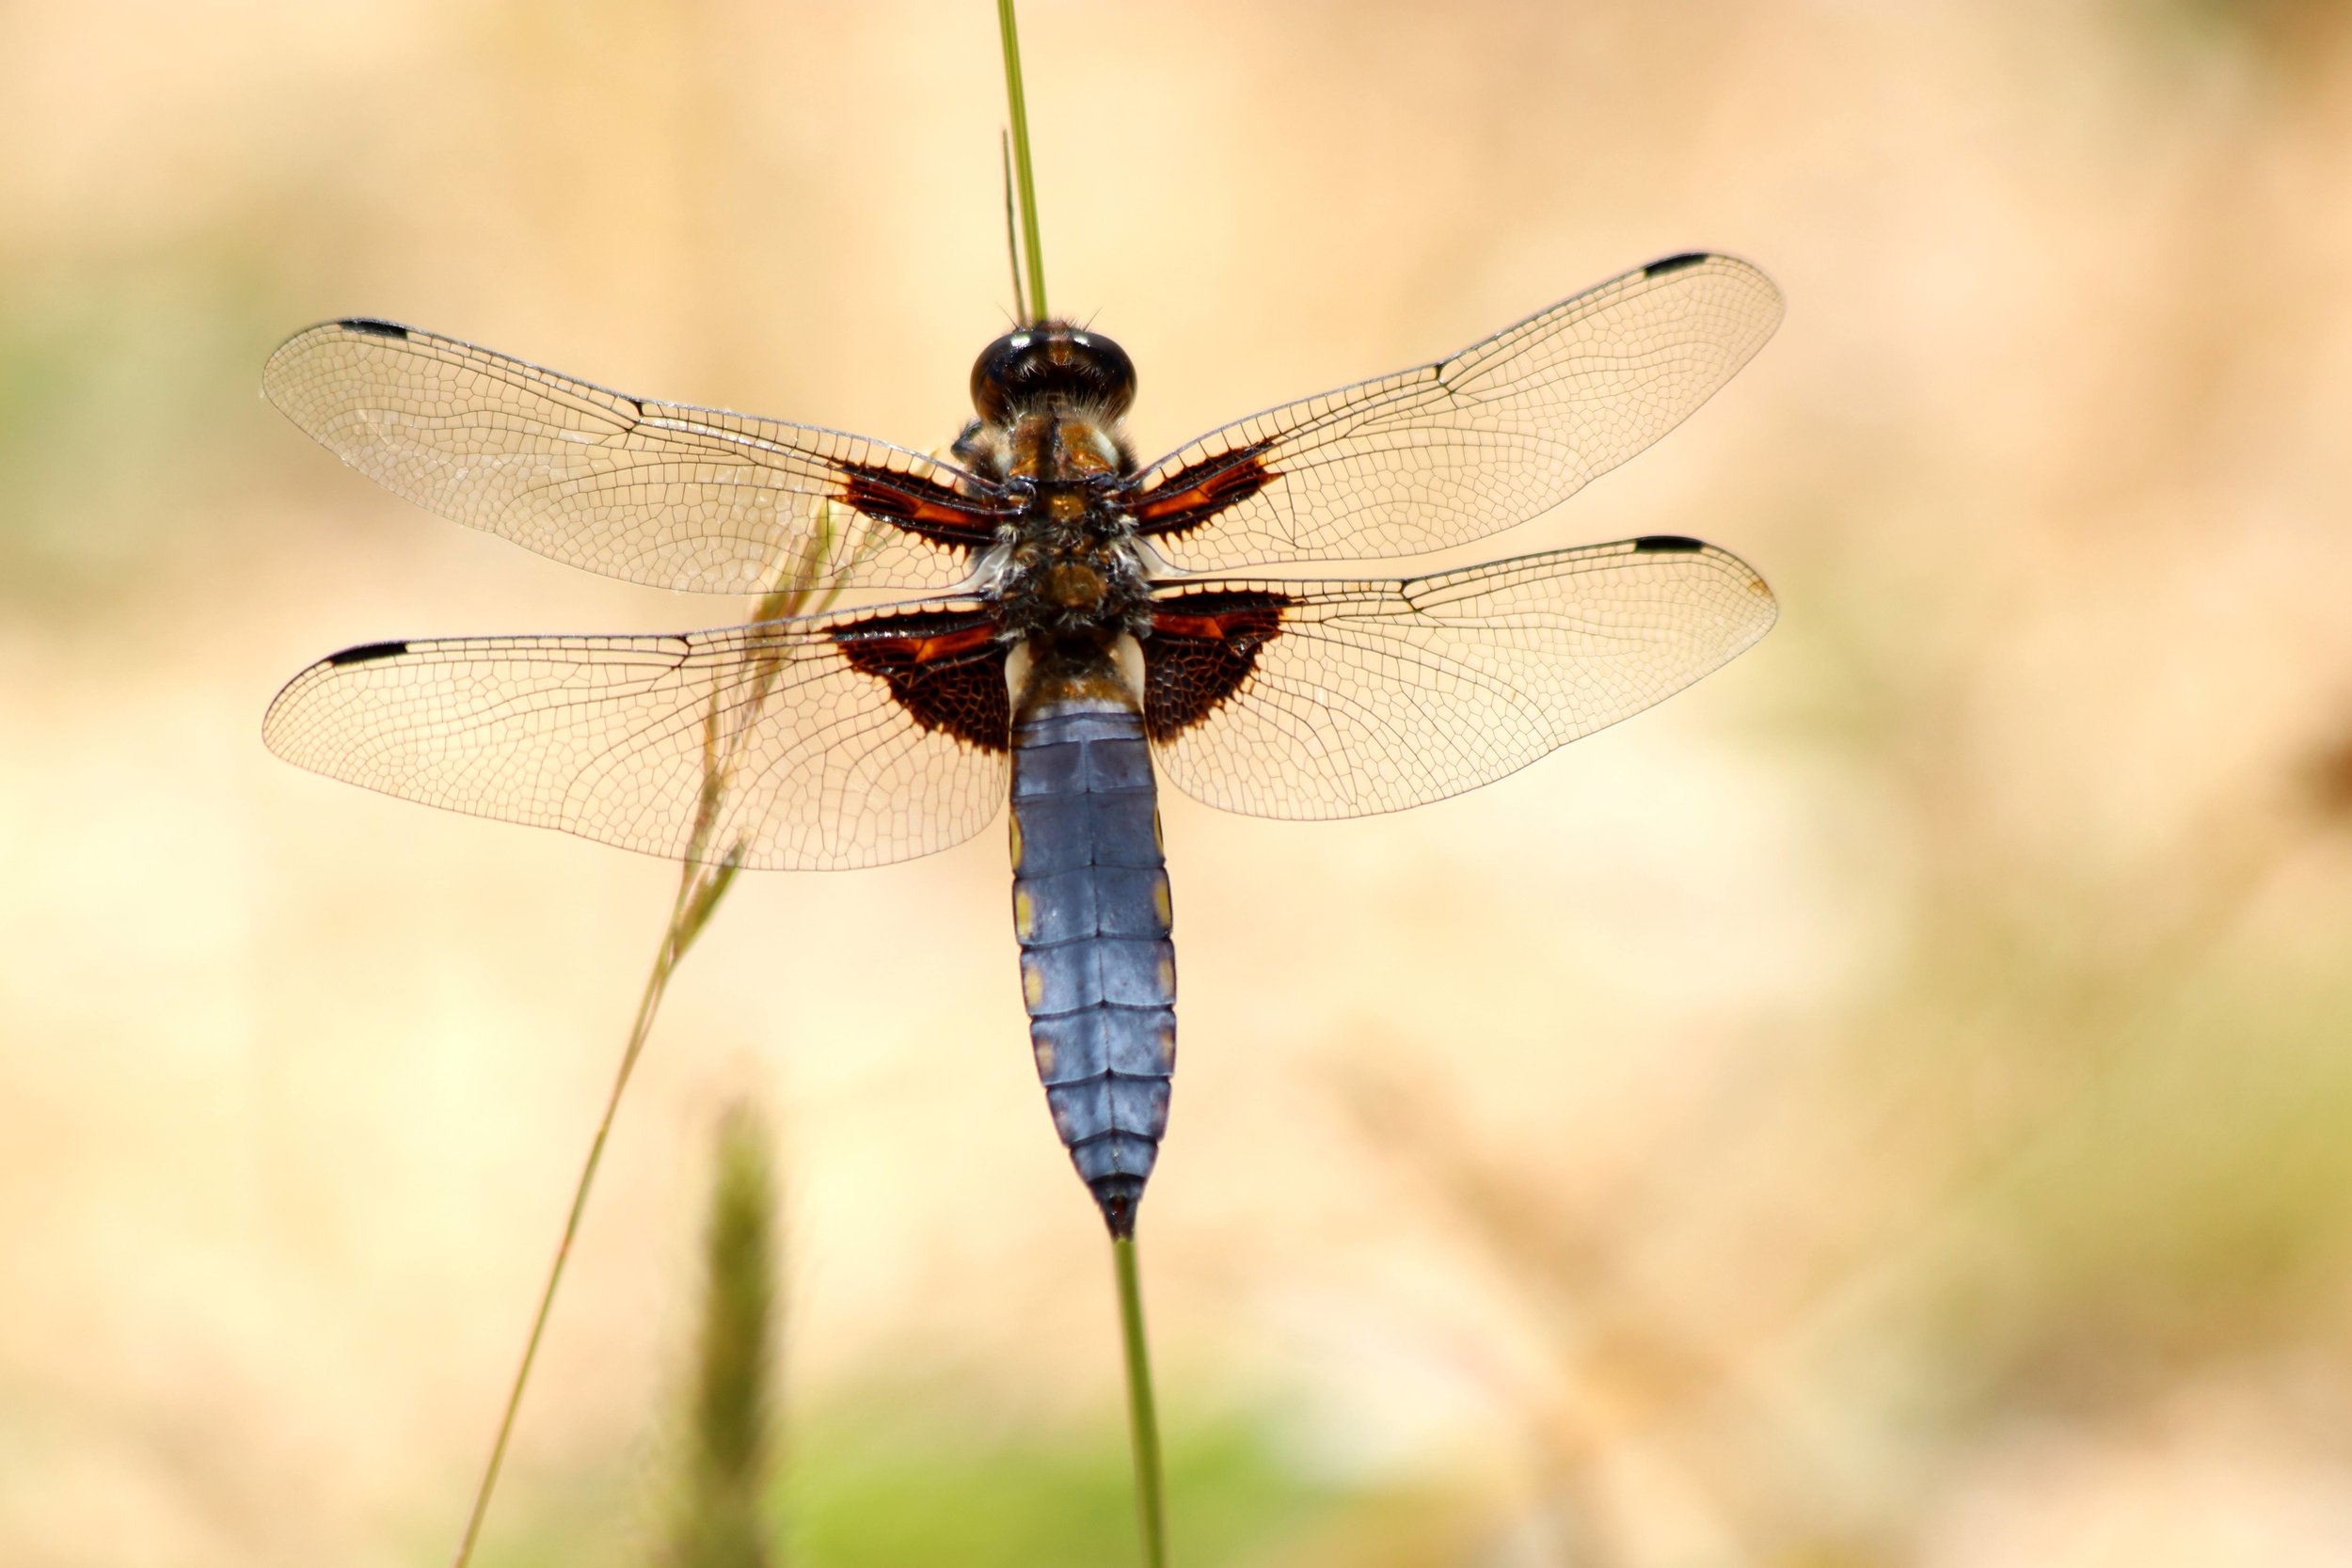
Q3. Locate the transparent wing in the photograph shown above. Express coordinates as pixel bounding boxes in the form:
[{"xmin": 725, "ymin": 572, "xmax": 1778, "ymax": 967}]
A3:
[
  {"xmin": 1143, "ymin": 537, "xmax": 1775, "ymax": 818},
  {"xmin": 1129, "ymin": 254, "xmax": 1782, "ymax": 571},
  {"xmin": 262, "ymin": 321, "xmax": 1008, "ymax": 594},
  {"xmin": 262, "ymin": 601, "xmax": 1012, "ymax": 870}
]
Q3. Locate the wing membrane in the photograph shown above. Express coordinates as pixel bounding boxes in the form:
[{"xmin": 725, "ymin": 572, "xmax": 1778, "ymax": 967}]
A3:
[
  {"xmin": 262, "ymin": 321, "xmax": 1008, "ymax": 594},
  {"xmin": 1130, "ymin": 254, "xmax": 1782, "ymax": 571},
  {"xmin": 262, "ymin": 601, "xmax": 1011, "ymax": 869},
  {"xmin": 1143, "ymin": 537, "xmax": 1775, "ymax": 818}
]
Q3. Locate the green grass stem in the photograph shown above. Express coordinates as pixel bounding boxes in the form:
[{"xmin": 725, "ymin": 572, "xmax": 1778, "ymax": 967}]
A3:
[
  {"xmin": 995, "ymin": 0, "xmax": 1048, "ymax": 323},
  {"xmin": 1113, "ymin": 1235, "xmax": 1169, "ymax": 1568},
  {"xmin": 989, "ymin": 19, "xmax": 1168, "ymax": 1553}
]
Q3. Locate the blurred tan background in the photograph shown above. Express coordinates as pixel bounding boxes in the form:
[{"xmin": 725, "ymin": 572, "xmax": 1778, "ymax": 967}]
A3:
[{"xmin": 6, "ymin": 1, "xmax": 2352, "ymax": 1564}]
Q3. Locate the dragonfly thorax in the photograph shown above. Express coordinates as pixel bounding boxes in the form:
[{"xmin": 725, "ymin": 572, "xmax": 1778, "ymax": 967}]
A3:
[
  {"xmin": 993, "ymin": 520, "xmax": 1153, "ymax": 642},
  {"xmin": 953, "ymin": 408, "xmax": 1136, "ymax": 489}
]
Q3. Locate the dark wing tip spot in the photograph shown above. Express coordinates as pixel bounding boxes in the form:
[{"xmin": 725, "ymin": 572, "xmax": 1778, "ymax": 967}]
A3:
[
  {"xmin": 327, "ymin": 640, "xmax": 410, "ymax": 666},
  {"xmin": 339, "ymin": 318, "xmax": 411, "ymax": 340},
  {"xmin": 1643, "ymin": 252, "xmax": 1713, "ymax": 277},
  {"xmin": 1632, "ymin": 534, "xmax": 1708, "ymax": 553}
]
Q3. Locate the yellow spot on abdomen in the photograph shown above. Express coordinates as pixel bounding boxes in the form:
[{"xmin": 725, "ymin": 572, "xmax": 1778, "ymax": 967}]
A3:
[
  {"xmin": 1013, "ymin": 888, "xmax": 1037, "ymax": 941},
  {"xmin": 1022, "ymin": 957, "xmax": 1046, "ymax": 1010},
  {"xmin": 1033, "ymin": 1034, "xmax": 1057, "ymax": 1077},
  {"xmin": 1152, "ymin": 873, "xmax": 1172, "ymax": 929},
  {"xmin": 1009, "ymin": 812, "xmax": 1025, "ymax": 871}
]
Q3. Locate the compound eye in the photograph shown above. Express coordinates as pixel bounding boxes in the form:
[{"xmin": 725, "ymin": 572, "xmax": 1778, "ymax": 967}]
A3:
[
  {"xmin": 970, "ymin": 330, "xmax": 1038, "ymax": 423},
  {"xmin": 1068, "ymin": 332, "xmax": 1136, "ymax": 418},
  {"xmin": 970, "ymin": 324, "xmax": 1136, "ymax": 420}
]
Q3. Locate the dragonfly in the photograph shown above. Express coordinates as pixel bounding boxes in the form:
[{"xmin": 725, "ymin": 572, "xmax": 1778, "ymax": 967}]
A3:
[{"xmin": 262, "ymin": 252, "xmax": 1782, "ymax": 1234}]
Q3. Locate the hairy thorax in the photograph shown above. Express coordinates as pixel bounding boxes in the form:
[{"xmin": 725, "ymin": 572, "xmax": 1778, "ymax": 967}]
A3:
[{"xmin": 959, "ymin": 406, "xmax": 1153, "ymax": 647}]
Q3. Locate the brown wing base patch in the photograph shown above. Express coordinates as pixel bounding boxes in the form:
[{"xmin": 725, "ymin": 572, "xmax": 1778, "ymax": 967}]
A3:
[
  {"xmin": 832, "ymin": 609, "xmax": 1011, "ymax": 752},
  {"xmin": 1127, "ymin": 443, "xmax": 1276, "ymax": 541},
  {"xmin": 837, "ymin": 462, "xmax": 1011, "ymax": 548},
  {"xmin": 1142, "ymin": 589, "xmax": 1291, "ymax": 741}
]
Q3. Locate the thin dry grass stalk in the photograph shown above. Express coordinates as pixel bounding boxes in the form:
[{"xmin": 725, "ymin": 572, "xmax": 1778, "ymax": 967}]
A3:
[{"xmin": 449, "ymin": 512, "xmax": 857, "ymax": 1568}]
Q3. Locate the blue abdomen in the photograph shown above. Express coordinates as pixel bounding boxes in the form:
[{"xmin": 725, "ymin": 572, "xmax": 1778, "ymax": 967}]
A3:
[{"xmin": 1010, "ymin": 702, "xmax": 1175, "ymax": 1234}]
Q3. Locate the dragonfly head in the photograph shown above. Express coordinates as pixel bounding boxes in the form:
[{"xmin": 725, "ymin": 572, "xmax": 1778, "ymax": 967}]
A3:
[{"xmin": 972, "ymin": 320, "xmax": 1136, "ymax": 425}]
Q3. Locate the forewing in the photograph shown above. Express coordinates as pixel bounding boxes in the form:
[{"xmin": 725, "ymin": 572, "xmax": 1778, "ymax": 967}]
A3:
[
  {"xmin": 1142, "ymin": 537, "xmax": 1775, "ymax": 818},
  {"xmin": 262, "ymin": 601, "xmax": 1012, "ymax": 870},
  {"xmin": 1129, "ymin": 254, "xmax": 1782, "ymax": 570},
  {"xmin": 262, "ymin": 321, "xmax": 1009, "ymax": 594}
]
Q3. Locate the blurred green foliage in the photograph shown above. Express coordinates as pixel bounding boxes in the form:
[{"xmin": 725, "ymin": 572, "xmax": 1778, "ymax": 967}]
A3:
[
  {"xmin": 668, "ymin": 1107, "xmax": 781, "ymax": 1568},
  {"xmin": 779, "ymin": 1408, "xmax": 1344, "ymax": 1568},
  {"xmin": 609, "ymin": 1107, "xmax": 1369, "ymax": 1568},
  {"xmin": 471, "ymin": 1403, "xmax": 1419, "ymax": 1568},
  {"xmin": 0, "ymin": 248, "xmax": 290, "ymax": 604},
  {"xmin": 1958, "ymin": 967, "xmax": 2352, "ymax": 1395}
]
